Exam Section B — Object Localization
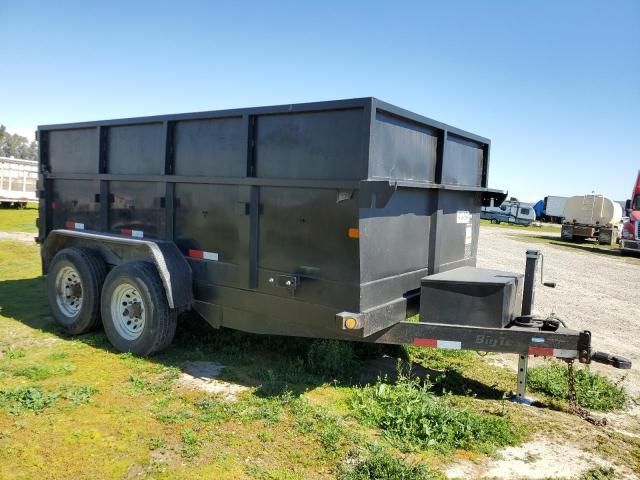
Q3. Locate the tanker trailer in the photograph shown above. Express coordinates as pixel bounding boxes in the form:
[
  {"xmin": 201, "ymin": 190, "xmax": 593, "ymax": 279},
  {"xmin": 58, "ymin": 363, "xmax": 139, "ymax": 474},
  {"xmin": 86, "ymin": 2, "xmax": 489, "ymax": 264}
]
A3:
[{"xmin": 561, "ymin": 194, "xmax": 622, "ymax": 245}]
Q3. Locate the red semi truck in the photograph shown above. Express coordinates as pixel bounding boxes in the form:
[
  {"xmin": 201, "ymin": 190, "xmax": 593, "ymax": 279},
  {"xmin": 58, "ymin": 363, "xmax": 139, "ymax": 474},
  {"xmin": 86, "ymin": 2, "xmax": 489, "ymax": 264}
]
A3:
[{"xmin": 621, "ymin": 171, "xmax": 640, "ymax": 254}]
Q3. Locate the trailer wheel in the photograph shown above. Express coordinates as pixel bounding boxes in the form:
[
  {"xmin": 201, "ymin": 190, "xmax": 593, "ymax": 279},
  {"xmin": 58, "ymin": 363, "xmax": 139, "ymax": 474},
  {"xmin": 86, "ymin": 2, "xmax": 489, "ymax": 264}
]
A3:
[
  {"xmin": 47, "ymin": 247, "xmax": 107, "ymax": 335},
  {"xmin": 101, "ymin": 262, "xmax": 177, "ymax": 356}
]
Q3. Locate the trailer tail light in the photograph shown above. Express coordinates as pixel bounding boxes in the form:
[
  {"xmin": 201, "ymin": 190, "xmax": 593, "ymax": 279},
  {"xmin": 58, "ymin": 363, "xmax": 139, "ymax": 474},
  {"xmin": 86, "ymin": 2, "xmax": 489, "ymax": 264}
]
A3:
[{"xmin": 348, "ymin": 228, "xmax": 360, "ymax": 239}]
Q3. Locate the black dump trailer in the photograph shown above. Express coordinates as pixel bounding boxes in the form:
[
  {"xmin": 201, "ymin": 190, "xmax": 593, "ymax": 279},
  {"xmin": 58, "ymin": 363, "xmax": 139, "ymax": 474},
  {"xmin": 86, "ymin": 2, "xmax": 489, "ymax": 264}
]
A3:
[{"xmin": 36, "ymin": 98, "xmax": 629, "ymax": 400}]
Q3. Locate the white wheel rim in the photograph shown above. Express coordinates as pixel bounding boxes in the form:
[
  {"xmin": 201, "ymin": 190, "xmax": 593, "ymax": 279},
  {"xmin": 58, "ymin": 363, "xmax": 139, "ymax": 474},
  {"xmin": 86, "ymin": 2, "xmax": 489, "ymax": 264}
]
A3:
[
  {"xmin": 111, "ymin": 283, "xmax": 146, "ymax": 341},
  {"xmin": 55, "ymin": 266, "xmax": 83, "ymax": 318}
]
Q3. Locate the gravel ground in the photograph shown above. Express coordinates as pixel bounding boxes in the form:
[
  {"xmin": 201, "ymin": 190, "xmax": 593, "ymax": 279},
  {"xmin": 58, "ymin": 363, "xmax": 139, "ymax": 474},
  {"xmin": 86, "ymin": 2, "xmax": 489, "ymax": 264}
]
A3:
[{"xmin": 477, "ymin": 225, "xmax": 640, "ymax": 396}]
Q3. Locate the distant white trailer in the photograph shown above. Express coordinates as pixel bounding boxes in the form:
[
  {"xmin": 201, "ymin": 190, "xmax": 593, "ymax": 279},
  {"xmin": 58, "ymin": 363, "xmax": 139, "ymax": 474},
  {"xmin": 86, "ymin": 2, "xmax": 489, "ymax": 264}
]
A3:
[
  {"xmin": 542, "ymin": 195, "xmax": 568, "ymax": 223},
  {"xmin": 0, "ymin": 157, "xmax": 38, "ymax": 207},
  {"xmin": 481, "ymin": 200, "xmax": 536, "ymax": 226}
]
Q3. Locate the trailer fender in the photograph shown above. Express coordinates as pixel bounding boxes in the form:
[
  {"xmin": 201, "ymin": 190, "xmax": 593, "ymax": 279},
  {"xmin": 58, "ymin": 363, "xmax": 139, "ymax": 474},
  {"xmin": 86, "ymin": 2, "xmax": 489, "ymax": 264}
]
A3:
[{"xmin": 42, "ymin": 230, "xmax": 192, "ymax": 310}]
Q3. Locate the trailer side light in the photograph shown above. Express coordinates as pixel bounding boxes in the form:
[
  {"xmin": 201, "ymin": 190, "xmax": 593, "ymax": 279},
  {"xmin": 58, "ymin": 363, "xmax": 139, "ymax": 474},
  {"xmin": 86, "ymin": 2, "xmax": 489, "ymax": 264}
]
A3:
[
  {"xmin": 348, "ymin": 228, "xmax": 360, "ymax": 239},
  {"xmin": 345, "ymin": 317, "xmax": 358, "ymax": 329}
]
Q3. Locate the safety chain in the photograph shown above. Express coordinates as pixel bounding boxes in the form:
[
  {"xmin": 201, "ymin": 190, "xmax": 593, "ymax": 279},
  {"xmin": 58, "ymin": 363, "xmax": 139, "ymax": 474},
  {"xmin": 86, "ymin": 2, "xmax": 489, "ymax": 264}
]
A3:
[{"xmin": 566, "ymin": 359, "xmax": 608, "ymax": 427}]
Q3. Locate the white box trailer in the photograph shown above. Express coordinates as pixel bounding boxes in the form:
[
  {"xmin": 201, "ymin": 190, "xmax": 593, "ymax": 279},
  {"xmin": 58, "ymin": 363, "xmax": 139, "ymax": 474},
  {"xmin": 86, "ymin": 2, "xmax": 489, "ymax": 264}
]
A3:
[
  {"xmin": 543, "ymin": 195, "xmax": 568, "ymax": 223},
  {"xmin": 0, "ymin": 157, "xmax": 38, "ymax": 207}
]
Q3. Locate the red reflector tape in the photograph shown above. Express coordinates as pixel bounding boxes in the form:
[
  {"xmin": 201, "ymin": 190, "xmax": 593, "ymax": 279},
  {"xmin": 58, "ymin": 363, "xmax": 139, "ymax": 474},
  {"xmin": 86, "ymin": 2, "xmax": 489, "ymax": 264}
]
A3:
[
  {"xmin": 65, "ymin": 221, "xmax": 84, "ymax": 230},
  {"xmin": 121, "ymin": 229, "xmax": 144, "ymax": 238},
  {"xmin": 529, "ymin": 346, "xmax": 554, "ymax": 356},
  {"xmin": 188, "ymin": 249, "xmax": 203, "ymax": 259},
  {"xmin": 414, "ymin": 338, "xmax": 437, "ymax": 348},
  {"xmin": 413, "ymin": 339, "xmax": 462, "ymax": 349},
  {"xmin": 188, "ymin": 249, "xmax": 219, "ymax": 261}
]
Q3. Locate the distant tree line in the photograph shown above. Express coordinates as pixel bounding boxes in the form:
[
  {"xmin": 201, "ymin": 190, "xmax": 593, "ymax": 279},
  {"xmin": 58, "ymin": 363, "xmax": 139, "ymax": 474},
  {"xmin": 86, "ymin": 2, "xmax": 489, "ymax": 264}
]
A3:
[{"xmin": 0, "ymin": 124, "xmax": 38, "ymax": 160}]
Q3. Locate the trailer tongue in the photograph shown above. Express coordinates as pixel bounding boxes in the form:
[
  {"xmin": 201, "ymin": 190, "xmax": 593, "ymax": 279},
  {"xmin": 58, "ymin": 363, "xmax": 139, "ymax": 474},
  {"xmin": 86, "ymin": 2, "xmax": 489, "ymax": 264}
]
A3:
[{"xmin": 339, "ymin": 248, "xmax": 631, "ymax": 403}]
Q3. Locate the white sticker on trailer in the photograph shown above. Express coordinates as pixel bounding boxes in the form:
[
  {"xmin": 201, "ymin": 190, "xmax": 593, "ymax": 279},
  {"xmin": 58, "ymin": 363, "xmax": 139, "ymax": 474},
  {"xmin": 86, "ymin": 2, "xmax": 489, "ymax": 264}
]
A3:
[
  {"xmin": 554, "ymin": 349, "xmax": 579, "ymax": 359},
  {"xmin": 437, "ymin": 340, "xmax": 462, "ymax": 350},
  {"xmin": 465, "ymin": 223, "xmax": 473, "ymax": 245},
  {"xmin": 456, "ymin": 210, "xmax": 471, "ymax": 223}
]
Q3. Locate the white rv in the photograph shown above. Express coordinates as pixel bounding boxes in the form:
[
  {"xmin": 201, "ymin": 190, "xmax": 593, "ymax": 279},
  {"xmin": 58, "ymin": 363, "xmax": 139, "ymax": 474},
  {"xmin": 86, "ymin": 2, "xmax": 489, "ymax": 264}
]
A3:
[{"xmin": 481, "ymin": 200, "xmax": 536, "ymax": 226}]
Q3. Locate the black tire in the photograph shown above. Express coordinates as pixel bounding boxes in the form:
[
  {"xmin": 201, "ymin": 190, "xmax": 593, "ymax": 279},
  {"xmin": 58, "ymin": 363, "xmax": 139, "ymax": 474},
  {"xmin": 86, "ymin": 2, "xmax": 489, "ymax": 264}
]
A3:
[
  {"xmin": 100, "ymin": 261, "xmax": 177, "ymax": 356},
  {"xmin": 47, "ymin": 247, "xmax": 107, "ymax": 335}
]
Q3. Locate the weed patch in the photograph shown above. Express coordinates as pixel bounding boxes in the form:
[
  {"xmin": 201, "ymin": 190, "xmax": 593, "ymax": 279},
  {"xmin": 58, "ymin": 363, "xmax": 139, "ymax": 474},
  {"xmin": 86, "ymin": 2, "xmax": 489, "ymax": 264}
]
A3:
[
  {"xmin": 195, "ymin": 397, "xmax": 234, "ymax": 423},
  {"xmin": 4, "ymin": 347, "xmax": 26, "ymax": 359},
  {"xmin": 579, "ymin": 466, "xmax": 616, "ymax": 480},
  {"xmin": 350, "ymin": 372, "xmax": 518, "ymax": 453},
  {"xmin": 62, "ymin": 385, "xmax": 97, "ymax": 405},
  {"xmin": 0, "ymin": 383, "xmax": 97, "ymax": 414},
  {"xmin": 128, "ymin": 368, "xmax": 179, "ymax": 395},
  {"xmin": 0, "ymin": 386, "xmax": 58, "ymax": 414},
  {"xmin": 528, "ymin": 362, "xmax": 627, "ymax": 411},
  {"xmin": 339, "ymin": 447, "xmax": 440, "ymax": 480},
  {"xmin": 180, "ymin": 428, "xmax": 201, "ymax": 459}
]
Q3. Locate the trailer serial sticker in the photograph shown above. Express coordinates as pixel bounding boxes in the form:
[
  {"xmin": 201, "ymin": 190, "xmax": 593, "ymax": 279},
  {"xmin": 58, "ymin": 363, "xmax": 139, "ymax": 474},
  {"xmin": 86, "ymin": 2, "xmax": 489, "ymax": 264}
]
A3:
[{"xmin": 456, "ymin": 210, "xmax": 471, "ymax": 223}]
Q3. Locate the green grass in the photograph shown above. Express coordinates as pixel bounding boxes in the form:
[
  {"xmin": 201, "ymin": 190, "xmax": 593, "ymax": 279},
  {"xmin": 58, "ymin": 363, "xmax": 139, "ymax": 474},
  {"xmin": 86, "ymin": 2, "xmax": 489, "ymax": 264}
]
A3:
[
  {"xmin": 0, "ymin": 205, "xmax": 38, "ymax": 233},
  {"xmin": 1, "ymin": 236, "xmax": 638, "ymax": 477},
  {"xmin": 528, "ymin": 362, "xmax": 628, "ymax": 411},
  {"xmin": 480, "ymin": 218, "xmax": 561, "ymax": 233},
  {"xmin": 349, "ymin": 368, "xmax": 520, "ymax": 454}
]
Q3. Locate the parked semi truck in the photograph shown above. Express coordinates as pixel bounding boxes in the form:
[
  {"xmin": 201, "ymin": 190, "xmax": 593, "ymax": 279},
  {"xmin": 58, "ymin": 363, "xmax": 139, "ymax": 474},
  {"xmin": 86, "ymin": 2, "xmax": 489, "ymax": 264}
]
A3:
[
  {"xmin": 0, "ymin": 156, "xmax": 38, "ymax": 208},
  {"xmin": 36, "ymin": 98, "xmax": 629, "ymax": 401},
  {"xmin": 561, "ymin": 194, "xmax": 622, "ymax": 245},
  {"xmin": 621, "ymin": 171, "xmax": 640, "ymax": 254}
]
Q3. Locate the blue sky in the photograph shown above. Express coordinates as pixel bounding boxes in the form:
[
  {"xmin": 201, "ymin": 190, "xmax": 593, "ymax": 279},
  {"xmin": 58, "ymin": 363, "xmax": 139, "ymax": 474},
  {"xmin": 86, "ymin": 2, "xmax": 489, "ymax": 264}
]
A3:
[{"xmin": 2, "ymin": 0, "xmax": 638, "ymax": 202}]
